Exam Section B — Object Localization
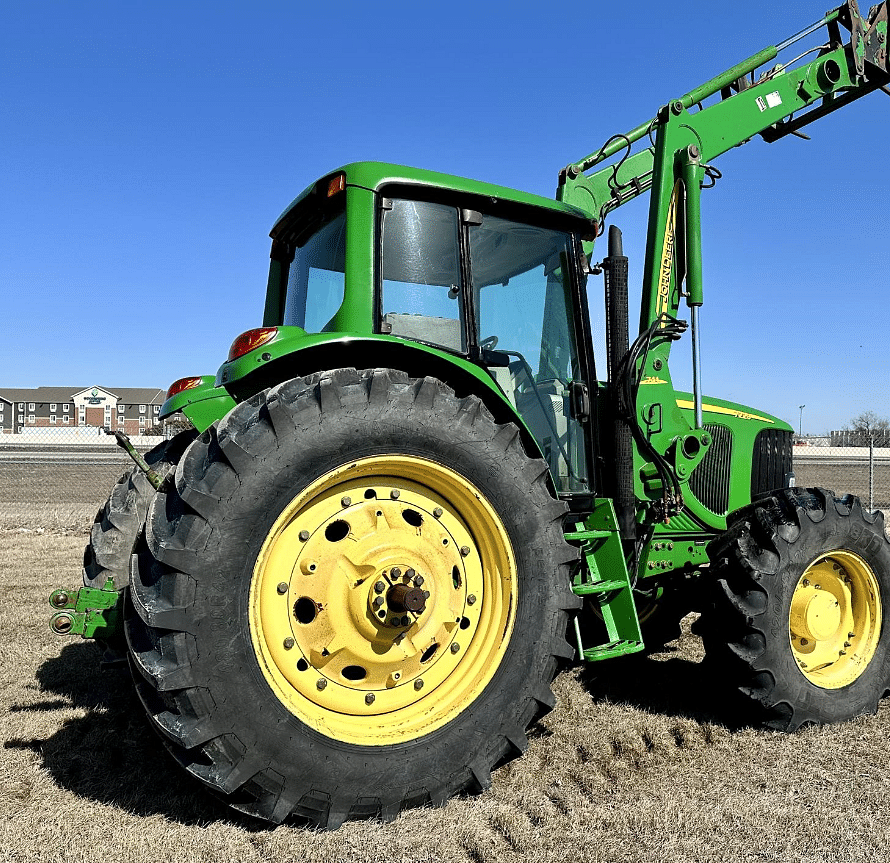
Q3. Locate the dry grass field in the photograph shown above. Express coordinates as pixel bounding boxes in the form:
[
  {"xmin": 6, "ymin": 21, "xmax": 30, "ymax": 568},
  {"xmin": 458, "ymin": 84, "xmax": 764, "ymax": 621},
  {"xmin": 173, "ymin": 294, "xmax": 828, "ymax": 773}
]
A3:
[{"xmin": 4, "ymin": 528, "xmax": 890, "ymax": 863}]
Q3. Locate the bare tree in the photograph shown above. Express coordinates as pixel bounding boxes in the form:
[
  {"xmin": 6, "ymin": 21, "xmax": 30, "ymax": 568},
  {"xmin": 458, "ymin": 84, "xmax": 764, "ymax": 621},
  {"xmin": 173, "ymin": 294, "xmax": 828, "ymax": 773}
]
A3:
[
  {"xmin": 844, "ymin": 411, "xmax": 890, "ymax": 449},
  {"xmin": 846, "ymin": 410, "xmax": 890, "ymax": 433}
]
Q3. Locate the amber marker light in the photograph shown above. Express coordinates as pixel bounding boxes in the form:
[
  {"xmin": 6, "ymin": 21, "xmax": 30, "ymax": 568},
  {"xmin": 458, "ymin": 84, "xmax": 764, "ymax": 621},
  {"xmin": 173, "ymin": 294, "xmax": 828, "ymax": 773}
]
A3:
[
  {"xmin": 165, "ymin": 376, "xmax": 205, "ymax": 400},
  {"xmin": 326, "ymin": 173, "xmax": 346, "ymax": 197},
  {"xmin": 228, "ymin": 327, "xmax": 278, "ymax": 362}
]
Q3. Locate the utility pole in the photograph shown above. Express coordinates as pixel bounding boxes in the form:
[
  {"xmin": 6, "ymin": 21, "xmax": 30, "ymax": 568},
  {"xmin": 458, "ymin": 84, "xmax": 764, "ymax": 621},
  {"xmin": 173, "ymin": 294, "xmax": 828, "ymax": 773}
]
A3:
[{"xmin": 798, "ymin": 405, "xmax": 805, "ymax": 437}]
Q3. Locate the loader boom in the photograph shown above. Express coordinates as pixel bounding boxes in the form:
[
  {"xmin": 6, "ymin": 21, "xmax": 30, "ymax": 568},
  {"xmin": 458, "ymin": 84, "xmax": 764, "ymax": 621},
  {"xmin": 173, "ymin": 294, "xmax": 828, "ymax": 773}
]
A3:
[
  {"xmin": 558, "ymin": 0, "xmax": 889, "ymax": 332},
  {"xmin": 555, "ymin": 0, "xmax": 888, "ymax": 522}
]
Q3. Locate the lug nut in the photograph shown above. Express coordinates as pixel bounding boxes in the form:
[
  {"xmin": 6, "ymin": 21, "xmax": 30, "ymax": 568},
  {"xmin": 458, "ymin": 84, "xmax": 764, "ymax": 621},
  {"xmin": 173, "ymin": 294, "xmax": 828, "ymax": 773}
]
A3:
[
  {"xmin": 433, "ymin": 507, "xmax": 443, "ymax": 518},
  {"xmin": 402, "ymin": 616, "xmax": 411, "ymax": 627},
  {"xmin": 467, "ymin": 594, "xmax": 477, "ymax": 605},
  {"xmin": 800, "ymin": 638, "xmax": 809, "ymax": 646},
  {"xmin": 423, "ymin": 590, "xmax": 430, "ymax": 599},
  {"xmin": 414, "ymin": 575, "xmax": 424, "ymax": 587},
  {"xmin": 51, "ymin": 592, "xmax": 69, "ymax": 608},
  {"xmin": 460, "ymin": 546, "xmax": 471, "ymax": 557},
  {"xmin": 803, "ymin": 579, "xmax": 810, "ymax": 587},
  {"xmin": 316, "ymin": 678, "xmax": 327, "ymax": 690},
  {"xmin": 373, "ymin": 596, "xmax": 384, "ymax": 609},
  {"xmin": 283, "ymin": 637, "xmax": 294, "ymax": 649},
  {"xmin": 277, "ymin": 582, "xmax": 288, "ymax": 594},
  {"xmin": 365, "ymin": 693, "xmax": 375, "ymax": 705},
  {"xmin": 450, "ymin": 643, "xmax": 461, "ymax": 654},
  {"xmin": 391, "ymin": 567, "xmax": 401, "ymax": 578},
  {"xmin": 390, "ymin": 489, "xmax": 400, "ymax": 500},
  {"xmin": 374, "ymin": 581, "xmax": 385, "ymax": 594},
  {"xmin": 414, "ymin": 679, "xmax": 424, "ymax": 691},
  {"xmin": 341, "ymin": 496, "xmax": 351, "ymax": 507},
  {"xmin": 298, "ymin": 530, "xmax": 310, "ymax": 541},
  {"xmin": 405, "ymin": 568, "xmax": 415, "ymax": 579}
]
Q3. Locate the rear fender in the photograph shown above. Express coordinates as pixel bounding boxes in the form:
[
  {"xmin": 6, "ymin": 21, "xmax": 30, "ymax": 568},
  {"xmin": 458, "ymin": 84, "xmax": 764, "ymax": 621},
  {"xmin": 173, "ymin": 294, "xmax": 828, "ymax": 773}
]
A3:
[
  {"xmin": 159, "ymin": 375, "xmax": 236, "ymax": 433},
  {"xmin": 217, "ymin": 329, "xmax": 546, "ymax": 463}
]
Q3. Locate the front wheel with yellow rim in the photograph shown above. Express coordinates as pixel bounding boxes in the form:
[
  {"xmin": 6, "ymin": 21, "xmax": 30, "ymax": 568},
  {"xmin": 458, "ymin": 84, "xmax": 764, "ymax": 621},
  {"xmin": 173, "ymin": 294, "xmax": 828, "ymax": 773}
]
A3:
[
  {"xmin": 704, "ymin": 487, "xmax": 890, "ymax": 731},
  {"xmin": 126, "ymin": 368, "xmax": 580, "ymax": 828}
]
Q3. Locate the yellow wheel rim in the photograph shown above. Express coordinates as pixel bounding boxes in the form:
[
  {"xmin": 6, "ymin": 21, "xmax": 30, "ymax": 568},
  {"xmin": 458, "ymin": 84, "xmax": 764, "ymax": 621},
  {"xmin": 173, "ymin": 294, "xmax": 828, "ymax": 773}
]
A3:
[
  {"xmin": 248, "ymin": 455, "xmax": 517, "ymax": 745},
  {"xmin": 789, "ymin": 549, "xmax": 882, "ymax": 689}
]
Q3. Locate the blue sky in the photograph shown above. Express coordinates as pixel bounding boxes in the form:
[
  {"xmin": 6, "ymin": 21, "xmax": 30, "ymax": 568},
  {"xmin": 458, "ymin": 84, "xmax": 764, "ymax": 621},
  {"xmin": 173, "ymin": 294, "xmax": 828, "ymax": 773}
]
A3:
[{"xmin": 2, "ymin": 0, "xmax": 887, "ymax": 434}]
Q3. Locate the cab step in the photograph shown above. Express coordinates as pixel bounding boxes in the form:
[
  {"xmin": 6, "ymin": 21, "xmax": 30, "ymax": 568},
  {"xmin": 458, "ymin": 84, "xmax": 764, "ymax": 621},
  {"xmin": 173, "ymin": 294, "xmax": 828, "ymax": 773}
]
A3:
[{"xmin": 566, "ymin": 498, "xmax": 644, "ymax": 661}]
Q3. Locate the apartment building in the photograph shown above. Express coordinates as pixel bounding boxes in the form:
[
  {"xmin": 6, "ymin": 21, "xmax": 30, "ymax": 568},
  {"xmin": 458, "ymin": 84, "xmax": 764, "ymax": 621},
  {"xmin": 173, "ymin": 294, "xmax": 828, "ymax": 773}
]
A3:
[{"xmin": 0, "ymin": 386, "xmax": 165, "ymax": 435}]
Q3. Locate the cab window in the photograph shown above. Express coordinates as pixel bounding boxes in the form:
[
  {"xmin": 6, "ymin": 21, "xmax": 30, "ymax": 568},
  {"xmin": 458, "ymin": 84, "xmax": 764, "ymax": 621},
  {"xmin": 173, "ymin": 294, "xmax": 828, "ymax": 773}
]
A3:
[{"xmin": 380, "ymin": 199, "xmax": 465, "ymax": 353}]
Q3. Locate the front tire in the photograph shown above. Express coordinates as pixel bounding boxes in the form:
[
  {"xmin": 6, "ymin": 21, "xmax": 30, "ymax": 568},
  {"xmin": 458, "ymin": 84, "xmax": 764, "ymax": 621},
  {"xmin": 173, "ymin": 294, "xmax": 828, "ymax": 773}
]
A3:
[
  {"xmin": 704, "ymin": 487, "xmax": 890, "ymax": 730},
  {"xmin": 126, "ymin": 368, "xmax": 580, "ymax": 827}
]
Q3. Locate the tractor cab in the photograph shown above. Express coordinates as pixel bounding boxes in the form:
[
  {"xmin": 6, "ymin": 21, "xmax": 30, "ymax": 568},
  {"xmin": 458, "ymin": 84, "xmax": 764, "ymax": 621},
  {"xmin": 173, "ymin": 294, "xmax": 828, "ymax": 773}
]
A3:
[{"xmin": 264, "ymin": 162, "xmax": 597, "ymax": 495}]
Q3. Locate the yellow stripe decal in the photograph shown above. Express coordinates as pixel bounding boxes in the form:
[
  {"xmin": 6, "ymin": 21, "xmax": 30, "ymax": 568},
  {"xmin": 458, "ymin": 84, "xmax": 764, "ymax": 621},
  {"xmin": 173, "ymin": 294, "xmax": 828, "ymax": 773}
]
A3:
[
  {"xmin": 656, "ymin": 181, "xmax": 680, "ymax": 319},
  {"xmin": 676, "ymin": 399, "xmax": 775, "ymax": 424}
]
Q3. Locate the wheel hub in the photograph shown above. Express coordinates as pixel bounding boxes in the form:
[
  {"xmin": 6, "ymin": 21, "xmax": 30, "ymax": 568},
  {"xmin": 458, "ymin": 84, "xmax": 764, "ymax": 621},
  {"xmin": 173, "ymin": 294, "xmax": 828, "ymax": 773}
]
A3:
[
  {"xmin": 790, "ymin": 586, "xmax": 842, "ymax": 641},
  {"xmin": 367, "ymin": 568, "xmax": 429, "ymax": 627},
  {"xmin": 789, "ymin": 550, "xmax": 882, "ymax": 689},
  {"xmin": 248, "ymin": 455, "xmax": 517, "ymax": 744}
]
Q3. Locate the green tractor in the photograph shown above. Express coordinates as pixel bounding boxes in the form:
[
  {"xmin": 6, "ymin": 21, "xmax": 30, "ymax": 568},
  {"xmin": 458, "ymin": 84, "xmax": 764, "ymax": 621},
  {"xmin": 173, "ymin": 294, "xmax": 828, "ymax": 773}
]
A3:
[{"xmin": 50, "ymin": 1, "xmax": 890, "ymax": 828}]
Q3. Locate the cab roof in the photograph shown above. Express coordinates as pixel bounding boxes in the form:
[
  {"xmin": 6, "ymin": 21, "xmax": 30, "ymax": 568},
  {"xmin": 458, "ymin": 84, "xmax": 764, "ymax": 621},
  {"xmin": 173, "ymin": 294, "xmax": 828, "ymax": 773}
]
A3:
[{"xmin": 273, "ymin": 161, "xmax": 593, "ymax": 233}]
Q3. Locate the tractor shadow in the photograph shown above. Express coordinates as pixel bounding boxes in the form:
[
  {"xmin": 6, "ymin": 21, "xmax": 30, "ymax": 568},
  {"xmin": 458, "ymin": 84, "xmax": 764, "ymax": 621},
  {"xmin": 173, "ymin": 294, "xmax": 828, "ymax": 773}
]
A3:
[
  {"xmin": 5, "ymin": 642, "xmax": 265, "ymax": 829},
  {"xmin": 574, "ymin": 628, "xmax": 752, "ymax": 732}
]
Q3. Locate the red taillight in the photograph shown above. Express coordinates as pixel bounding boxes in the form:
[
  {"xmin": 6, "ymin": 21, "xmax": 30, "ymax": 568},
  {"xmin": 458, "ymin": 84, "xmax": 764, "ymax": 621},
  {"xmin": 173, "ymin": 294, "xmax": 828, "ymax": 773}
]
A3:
[
  {"xmin": 166, "ymin": 376, "xmax": 205, "ymax": 400},
  {"xmin": 326, "ymin": 172, "xmax": 346, "ymax": 197},
  {"xmin": 227, "ymin": 327, "xmax": 278, "ymax": 362}
]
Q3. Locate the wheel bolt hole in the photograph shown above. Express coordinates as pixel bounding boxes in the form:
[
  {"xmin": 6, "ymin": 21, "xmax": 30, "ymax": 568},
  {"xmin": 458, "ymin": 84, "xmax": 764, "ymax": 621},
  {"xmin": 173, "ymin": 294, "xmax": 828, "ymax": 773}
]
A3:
[
  {"xmin": 364, "ymin": 489, "xmax": 377, "ymax": 499},
  {"xmin": 420, "ymin": 643, "xmax": 439, "ymax": 663},
  {"xmin": 342, "ymin": 665, "xmax": 367, "ymax": 681},
  {"xmin": 460, "ymin": 616, "xmax": 471, "ymax": 630},
  {"xmin": 325, "ymin": 519, "xmax": 350, "ymax": 542},
  {"xmin": 294, "ymin": 597, "xmax": 318, "ymax": 624},
  {"xmin": 296, "ymin": 658, "xmax": 309, "ymax": 672},
  {"xmin": 452, "ymin": 566, "xmax": 462, "ymax": 589},
  {"xmin": 402, "ymin": 508, "xmax": 423, "ymax": 527}
]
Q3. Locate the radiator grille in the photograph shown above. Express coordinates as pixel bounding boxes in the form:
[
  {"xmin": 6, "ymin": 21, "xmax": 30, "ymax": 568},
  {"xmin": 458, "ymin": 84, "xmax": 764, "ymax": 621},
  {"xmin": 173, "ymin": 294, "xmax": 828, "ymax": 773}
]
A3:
[
  {"xmin": 751, "ymin": 428, "xmax": 793, "ymax": 498},
  {"xmin": 689, "ymin": 423, "xmax": 733, "ymax": 515}
]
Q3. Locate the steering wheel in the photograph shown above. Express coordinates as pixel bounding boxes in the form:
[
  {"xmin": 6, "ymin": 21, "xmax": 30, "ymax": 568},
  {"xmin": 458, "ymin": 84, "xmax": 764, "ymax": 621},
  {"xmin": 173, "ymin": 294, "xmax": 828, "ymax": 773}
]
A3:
[{"xmin": 479, "ymin": 335, "xmax": 499, "ymax": 350}]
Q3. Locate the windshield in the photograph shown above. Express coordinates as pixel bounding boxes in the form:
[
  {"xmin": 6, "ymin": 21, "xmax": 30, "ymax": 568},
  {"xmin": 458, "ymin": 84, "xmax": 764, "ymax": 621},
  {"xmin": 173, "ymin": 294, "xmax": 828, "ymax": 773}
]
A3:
[{"xmin": 283, "ymin": 209, "xmax": 346, "ymax": 332}]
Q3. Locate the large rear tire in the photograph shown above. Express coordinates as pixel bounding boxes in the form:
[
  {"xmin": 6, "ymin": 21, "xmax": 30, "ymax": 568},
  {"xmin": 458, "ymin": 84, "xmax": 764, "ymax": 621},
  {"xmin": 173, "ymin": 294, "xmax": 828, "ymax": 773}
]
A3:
[
  {"xmin": 703, "ymin": 487, "xmax": 890, "ymax": 730},
  {"xmin": 126, "ymin": 368, "xmax": 580, "ymax": 827},
  {"xmin": 83, "ymin": 429, "xmax": 197, "ymax": 590}
]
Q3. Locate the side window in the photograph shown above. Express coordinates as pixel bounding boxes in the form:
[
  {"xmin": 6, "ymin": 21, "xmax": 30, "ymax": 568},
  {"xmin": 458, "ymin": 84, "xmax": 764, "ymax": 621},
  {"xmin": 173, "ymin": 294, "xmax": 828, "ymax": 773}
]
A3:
[
  {"xmin": 471, "ymin": 217, "xmax": 576, "ymax": 382},
  {"xmin": 380, "ymin": 200, "xmax": 465, "ymax": 353},
  {"xmin": 284, "ymin": 211, "xmax": 347, "ymax": 332},
  {"xmin": 470, "ymin": 216, "xmax": 588, "ymax": 493}
]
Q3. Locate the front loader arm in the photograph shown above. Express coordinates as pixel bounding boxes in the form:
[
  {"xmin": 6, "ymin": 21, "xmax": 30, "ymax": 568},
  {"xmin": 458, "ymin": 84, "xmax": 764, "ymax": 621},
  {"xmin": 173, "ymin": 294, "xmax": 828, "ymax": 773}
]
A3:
[
  {"xmin": 557, "ymin": 0, "xmax": 887, "ymax": 526},
  {"xmin": 560, "ymin": 1, "xmax": 888, "ymax": 327}
]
